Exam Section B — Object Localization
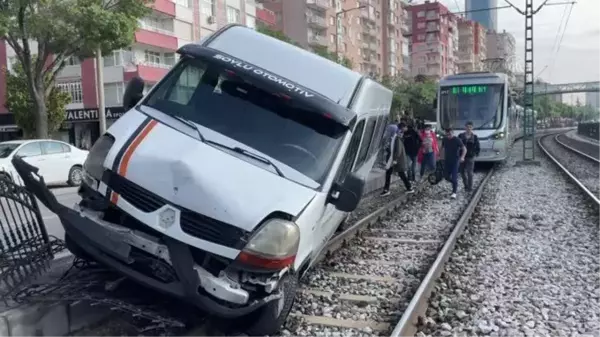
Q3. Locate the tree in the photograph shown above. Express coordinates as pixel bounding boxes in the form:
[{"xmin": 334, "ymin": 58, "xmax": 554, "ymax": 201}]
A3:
[
  {"xmin": 0, "ymin": 0, "xmax": 151, "ymax": 139},
  {"xmin": 256, "ymin": 25, "xmax": 352, "ymax": 69},
  {"xmin": 256, "ymin": 25, "xmax": 300, "ymax": 46},
  {"xmin": 5, "ymin": 62, "xmax": 70, "ymax": 138}
]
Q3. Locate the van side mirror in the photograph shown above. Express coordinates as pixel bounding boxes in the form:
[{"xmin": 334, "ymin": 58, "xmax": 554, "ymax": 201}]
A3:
[
  {"xmin": 330, "ymin": 172, "xmax": 365, "ymax": 212},
  {"xmin": 123, "ymin": 76, "xmax": 145, "ymax": 110}
]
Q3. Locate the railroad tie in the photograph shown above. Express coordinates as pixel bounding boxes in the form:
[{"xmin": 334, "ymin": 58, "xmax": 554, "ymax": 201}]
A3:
[{"xmin": 289, "ymin": 314, "xmax": 391, "ymax": 331}]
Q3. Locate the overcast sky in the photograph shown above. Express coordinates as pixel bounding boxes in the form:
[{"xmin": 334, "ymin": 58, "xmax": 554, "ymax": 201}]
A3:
[{"xmin": 438, "ymin": 0, "xmax": 600, "ymax": 85}]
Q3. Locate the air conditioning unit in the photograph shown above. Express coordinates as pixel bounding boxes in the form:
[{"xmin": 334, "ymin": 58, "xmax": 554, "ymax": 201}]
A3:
[{"xmin": 207, "ymin": 16, "xmax": 215, "ymax": 24}]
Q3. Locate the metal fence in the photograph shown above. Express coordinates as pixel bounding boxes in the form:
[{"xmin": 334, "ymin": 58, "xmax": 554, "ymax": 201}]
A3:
[
  {"xmin": 577, "ymin": 122, "xmax": 599, "ymax": 141},
  {"xmin": 0, "ymin": 174, "xmax": 62, "ymax": 305}
]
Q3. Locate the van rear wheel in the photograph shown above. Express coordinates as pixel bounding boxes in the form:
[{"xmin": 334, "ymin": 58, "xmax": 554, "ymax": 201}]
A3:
[{"xmin": 243, "ymin": 273, "xmax": 298, "ymax": 336}]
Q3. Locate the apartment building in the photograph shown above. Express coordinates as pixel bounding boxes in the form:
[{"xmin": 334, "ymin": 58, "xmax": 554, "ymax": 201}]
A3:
[
  {"xmin": 486, "ymin": 30, "xmax": 516, "ymax": 69},
  {"xmin": 407, "ymin": 0, "xmax": 458, "ymax": 79},
  {"xmin": 456, "ymin": 19, "xmax": 487, "ymax": 73},
  {"xmin": 0, "ymin": 0, "xmax": 273, "ymax": 144},
  {"xmin": 259, "ymin": 0, "xmax": 310, "ymax": 47}
]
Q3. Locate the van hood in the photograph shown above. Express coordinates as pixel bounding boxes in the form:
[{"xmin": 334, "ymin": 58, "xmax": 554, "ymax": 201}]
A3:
[{"xmin": 113, "ymin": 121, "xmax": 317, "ymax": 232}]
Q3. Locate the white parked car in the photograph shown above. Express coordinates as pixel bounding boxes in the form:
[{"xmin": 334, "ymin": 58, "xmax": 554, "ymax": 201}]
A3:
[{"xmin": 0, "ymin": 139, "xmax": 89, "ymax": 186}]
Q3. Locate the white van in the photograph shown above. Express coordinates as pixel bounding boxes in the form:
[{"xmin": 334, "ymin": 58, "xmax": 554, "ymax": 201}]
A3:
[{"xmin": 14, "ymin": 24, "xmax": 392, "ymax": 335}]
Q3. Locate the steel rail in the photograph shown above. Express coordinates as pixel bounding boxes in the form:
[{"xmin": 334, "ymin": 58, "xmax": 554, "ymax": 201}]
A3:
[
  {"xmin": 390, "ymin": 168, "xmax": 495, "ymax": 337},
  {"xmin": 554, "ymin": 134, "xmax": 600, "ymax": 164},
  {"xmin": 538, "ymin": 133, "xmax": 600, "ymax": 206}
]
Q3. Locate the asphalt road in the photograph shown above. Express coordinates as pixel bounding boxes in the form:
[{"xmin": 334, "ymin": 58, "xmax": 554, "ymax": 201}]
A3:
[{"xmin": 40, "ymin": 186, "xmax": 81, "ymax": 240}]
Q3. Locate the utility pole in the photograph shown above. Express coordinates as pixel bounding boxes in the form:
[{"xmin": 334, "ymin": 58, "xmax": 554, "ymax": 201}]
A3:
[
  {"xmin": 504, "ymin": 0, "xmax": 575, "ymax": 164},
  {"xmin": 335, "ymin": 5, "xmax": 367, "ymax": 61},
  {"xmin": 96, "ymin": 48, "xmax": 107, "ymax": 136}
]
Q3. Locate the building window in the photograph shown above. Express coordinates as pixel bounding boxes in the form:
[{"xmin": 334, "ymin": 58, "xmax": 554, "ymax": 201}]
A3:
[
  {"xmin": 65, "ymin": 56, "xmax": 80, "ymax": 66},
  {"xmin": 246, "ymin": 14, "xmax": 256, "ymax": 29},
  {"xmin": 201, "ymin": 0, "xmax": 215, "ymax": 17},
  {"xmin": 175, "ymin": 0, "xmax": 191, "ymax": 7},
  {"xmin": 417, "ymin": 11, "xmax": 425, "ymax": 17},
  {"xmin": 144, "ymin": 51, "xmax": 162, "ymax": 65},
  {"xmin": 226, "ymin": 6, "xmax": 240, "ymax": 23},
  {"xmin": 57, "ymin": 81, "xmax": 83, "ymax": 103},
  {"xmin": 104, "ymin": 83, "xmax": 125, "ymax": 107}
]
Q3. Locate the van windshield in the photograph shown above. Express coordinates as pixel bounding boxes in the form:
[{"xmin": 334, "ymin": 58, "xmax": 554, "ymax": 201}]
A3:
[{"xmin": 142, "ymin": 58, "xmax": 346, "ymax": 185}]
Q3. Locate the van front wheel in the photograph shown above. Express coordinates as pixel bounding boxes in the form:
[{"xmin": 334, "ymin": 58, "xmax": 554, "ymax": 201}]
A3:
[{"xmin": 243, "ymin": 273, "xmax": 298, "ymax": 336}]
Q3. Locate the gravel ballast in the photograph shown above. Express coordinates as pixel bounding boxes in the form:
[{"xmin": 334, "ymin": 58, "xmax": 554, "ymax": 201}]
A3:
[
  {"xmin": 418, "ymin": 141, "xmax": 600, "ymax": 337},
  {"xmin": 284, "ymin": 171, "xmax": 488, "ymax": 337},
  {"xmin": 540, "ymin": 133, "xmax": 600, "ymax": 198}
]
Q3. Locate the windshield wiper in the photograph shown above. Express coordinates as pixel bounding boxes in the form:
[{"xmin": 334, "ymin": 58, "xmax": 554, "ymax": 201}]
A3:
[
  {"xmin": 171, "ymin": 115, "xmax": 205, "ymax": 142},
  {"xmin": 205, "ymin": 140, "xmax": 285, "ymax": 178}
]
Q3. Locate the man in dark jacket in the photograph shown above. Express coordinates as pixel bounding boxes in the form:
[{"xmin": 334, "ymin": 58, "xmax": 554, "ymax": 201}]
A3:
[
  {"xmin": 381, "ymin": 123, "xmax": 414, "ymax": 196},
  {"xmin": 401, "ymin": 122, "xmax": 421, "ymax": 182},
  {"xmin": 458, "ymin": 121, "xmax": 480, "ymax": 192}
]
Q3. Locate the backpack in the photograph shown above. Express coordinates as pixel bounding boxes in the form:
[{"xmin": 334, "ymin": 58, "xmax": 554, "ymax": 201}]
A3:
[{"xmin": 428, "ymin": 160, "xmax": 445, "ymax": 185}]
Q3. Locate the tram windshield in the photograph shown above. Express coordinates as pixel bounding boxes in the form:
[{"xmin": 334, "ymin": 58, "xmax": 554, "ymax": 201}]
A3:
[{"xmin": 439, "ymin": 84, "xmax": 504, "ymax": 130}]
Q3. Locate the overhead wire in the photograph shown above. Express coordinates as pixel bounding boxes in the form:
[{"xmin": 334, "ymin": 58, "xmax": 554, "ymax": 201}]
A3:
[{"xmin": 547, "ymin": 2, "xmax": 574, "ymax": 79}]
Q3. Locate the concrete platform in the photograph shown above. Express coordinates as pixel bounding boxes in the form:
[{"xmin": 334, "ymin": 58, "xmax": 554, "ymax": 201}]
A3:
[{"xmin": 564, "ymin": 129, "xmax": 600, "ymax": 146}]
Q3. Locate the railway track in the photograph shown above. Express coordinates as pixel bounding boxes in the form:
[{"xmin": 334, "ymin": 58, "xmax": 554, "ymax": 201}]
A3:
[{"xmin": 539, "ymin": 131, "xmax": 600, "ymax": 205}]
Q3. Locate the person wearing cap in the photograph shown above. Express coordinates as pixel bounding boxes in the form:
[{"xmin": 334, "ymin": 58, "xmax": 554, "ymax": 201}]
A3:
[{"xmin": 441, "ymin": 127, "xmax": 467, "ymax": 199}]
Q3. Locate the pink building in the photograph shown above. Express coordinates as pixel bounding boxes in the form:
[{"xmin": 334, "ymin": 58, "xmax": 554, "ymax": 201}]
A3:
[
  {"xmin": 0, "ymin": 0, "xmax": 263, "ymax": 144},
  {"xmin": 406, "ymin": 0, "xmax": 458, "ymax": 79}
]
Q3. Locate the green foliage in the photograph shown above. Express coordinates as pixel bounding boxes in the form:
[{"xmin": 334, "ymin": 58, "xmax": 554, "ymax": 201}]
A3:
[
  {"xmin": 0, "ymin": 0, "xmax": 152, "ymax": 138},
  {"xmin": 4, "ymin": 63, "xmax": 70, "ymax": 138},
  {"xmin": 378, "ymin": 75, "xmax": 437, "ymax": 121},
  {"xmin": 256, "ymin": 25, "xmax": 352, "ymax": 69},
  {"xmin": 534, "ymin": 95, "xmax": 600, "ymax": 124}
]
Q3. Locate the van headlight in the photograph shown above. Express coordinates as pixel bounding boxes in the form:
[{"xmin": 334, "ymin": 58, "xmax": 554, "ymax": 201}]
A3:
[
  {"xmin": 236, "ymin": 218, "xmax": 300, "ymax": 270},
  {"xmin": 83, "ymin": 134, "xmax": 115, "ymax": 181},
  {"xmin": 492, "ymin": 131, "xmax": 506, "ymax": 140}
]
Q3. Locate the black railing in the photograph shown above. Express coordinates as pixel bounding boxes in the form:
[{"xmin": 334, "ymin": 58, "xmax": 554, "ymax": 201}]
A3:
[
  {"xmin": 577, "ymin": 122, "xmax": 599, "ymax": 141},
  {"xmin": 0, "ymin": 173, "xmax": 63, "ymax": 305}
]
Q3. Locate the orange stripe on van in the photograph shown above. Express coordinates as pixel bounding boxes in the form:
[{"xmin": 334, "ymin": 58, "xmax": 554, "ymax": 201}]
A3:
[{"xmin": 111, "ymin": 119, "xmax": 158, "ymax": 204}]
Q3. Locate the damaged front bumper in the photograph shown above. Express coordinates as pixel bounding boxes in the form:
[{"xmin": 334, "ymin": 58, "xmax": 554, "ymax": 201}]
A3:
[{"xmin": 11, "ymin": 157, "xmax": 280, "ymax": 318}]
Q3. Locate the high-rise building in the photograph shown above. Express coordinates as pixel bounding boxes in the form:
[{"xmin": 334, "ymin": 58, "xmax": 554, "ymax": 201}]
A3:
[
  {"xmin": 324, "ymin": 0, "xmax": 409, "ymax": 78},
  {"xmin": 260, "ymin": 0, "xmax": 311, "ymax": 47},
  {"xmin": 457, "ymin": 19, "xmax": 487, "ymax": 73},
  {"xmin": 406, "ymin": 0, "xmax": 458, "ymax": 79},
  {"xmin": 0, "ymin": 0, "xmax": 265, "ymax": 144},
  {"xmin": 486, "ymin": 29, "xmax": 516, "ymax": 71},
  {"xmin": 465, "ymin": 0, "xmax": 497, "ymax": 32},
  {"xmin": 586, "ymin": 91, "xmax": 600, "ymax": 111}
]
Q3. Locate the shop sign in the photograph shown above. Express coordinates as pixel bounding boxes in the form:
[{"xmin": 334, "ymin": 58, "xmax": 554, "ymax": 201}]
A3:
[{"xmin": 65, "ymin": 107, "xmax": 126, "ymax": 122}]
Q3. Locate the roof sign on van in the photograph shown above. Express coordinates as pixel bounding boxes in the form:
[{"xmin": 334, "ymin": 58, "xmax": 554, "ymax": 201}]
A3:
[
  {"xmin": 212, "ymin": 54, "xmax": 314, "ymax": 99},
  {"xmin": 176, "ymin": 44, "xmax": 356, "ymax": 128}
]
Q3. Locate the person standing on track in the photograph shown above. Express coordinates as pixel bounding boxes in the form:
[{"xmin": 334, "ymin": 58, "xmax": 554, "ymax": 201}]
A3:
[
  {"xmin": 458, "ymin": 121, "xmax": 480, "ymax": 192},
  {"xmin": 441, "ymin": 127, "xmax": 467, "ymax": 199},
  {"xmin": 381, "ymin": 123, "xmax": 414, "ymax": 196},
  {"xmin": 402, "ymin": 121, "xmax": 421, "ymax": 183},
  {"xmin": 417, "ymin": 124, "xmax": 439, "ymax": 181}
]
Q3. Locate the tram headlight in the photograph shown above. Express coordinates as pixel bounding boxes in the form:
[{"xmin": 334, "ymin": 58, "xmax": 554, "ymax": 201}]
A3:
[{"xmin": 492, "ymin": 132, "xmax": 506, "ymax": 140}]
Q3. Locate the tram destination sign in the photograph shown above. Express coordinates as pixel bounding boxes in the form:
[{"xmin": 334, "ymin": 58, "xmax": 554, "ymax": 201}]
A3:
[
  {"xmin": 65, "ymin": 107, "xmax": 126, "ymax": 122},
  {"xmin": 449, "ymin": 85, "xmax": 488, "ymax": 95}
]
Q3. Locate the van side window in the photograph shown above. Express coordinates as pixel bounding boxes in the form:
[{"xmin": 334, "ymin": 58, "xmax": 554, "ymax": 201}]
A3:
[
  {"xmin": 368, "ymin": 115, "xmax": 386, "ymax": 158},
  {"xmin": 355, "ymin": 117, "xmax": 377, "ymax": 168},
  {"xmin": 335, "ymin": 120, "xmax": 365, "ymax": 183}
]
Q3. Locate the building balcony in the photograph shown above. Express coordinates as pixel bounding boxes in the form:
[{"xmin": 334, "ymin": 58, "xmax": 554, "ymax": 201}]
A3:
[
  {"xmin": 401, "ymin": 22, "xmax": 410, "ymax": 34},
  {"xmin": 125, "ymin": 62, "xmax": 172, "ymax": 84},
  {"xmin": 360, "ymin": 9, "xmax": 375, "ymax": 22},
  {"xmin": 307, "ymin": 15, "xmax": 327, "ymax": 29},
  {"xmin": 256, "ymin": 7, "xmax": 276, "ymax": 26},
  {"xmin": 425, "ymin": 13, "xmax": 439, "ymax": 21},
  {"xmin": 151, "ymin": 0, "xmax": 176, "ymax": 17},
  {"xmin": 308, "ymin": 35, "xmax": 327, "ymax": 46},
  {"xmin": 135, "ymin": 24, "xmax": 178, "ymax": 50},
  {"xmin": 306, "ymin": 0, "xmax": 328, "ymax": 11},
  {"xmin": 426, "ymin": 25, "xmax": 440, "ymax": 32}
]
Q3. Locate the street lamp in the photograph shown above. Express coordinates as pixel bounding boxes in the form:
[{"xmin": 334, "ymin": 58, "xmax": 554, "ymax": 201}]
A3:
[{"xmin": 334, "ymin": 4, "xmax": 368, "ymax": 61}]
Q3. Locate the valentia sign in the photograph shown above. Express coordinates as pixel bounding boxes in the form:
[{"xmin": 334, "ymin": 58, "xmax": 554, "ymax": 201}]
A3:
[{"xmin": 65, "ymin": 107, "xmax": 126, "ymax": 122}]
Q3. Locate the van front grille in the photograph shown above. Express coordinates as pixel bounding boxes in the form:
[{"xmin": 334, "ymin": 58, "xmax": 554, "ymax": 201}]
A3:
[{"xmin": 103, "ymin": 170, "xmax": 249, "ymax": 249}]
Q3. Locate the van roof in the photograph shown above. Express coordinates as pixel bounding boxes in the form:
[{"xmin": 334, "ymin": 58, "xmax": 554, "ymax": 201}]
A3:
[{"xmin": 204, "ymin": 25, "xmax": 363, "ymax": 107}]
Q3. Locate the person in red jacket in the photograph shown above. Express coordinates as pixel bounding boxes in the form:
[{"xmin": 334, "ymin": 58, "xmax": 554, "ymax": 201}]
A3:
[{"xmin": 417, "ymin": 124, "xmax": 439, "ymax": 181}]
